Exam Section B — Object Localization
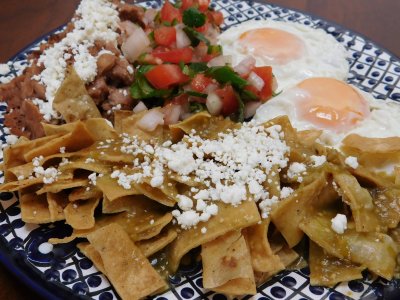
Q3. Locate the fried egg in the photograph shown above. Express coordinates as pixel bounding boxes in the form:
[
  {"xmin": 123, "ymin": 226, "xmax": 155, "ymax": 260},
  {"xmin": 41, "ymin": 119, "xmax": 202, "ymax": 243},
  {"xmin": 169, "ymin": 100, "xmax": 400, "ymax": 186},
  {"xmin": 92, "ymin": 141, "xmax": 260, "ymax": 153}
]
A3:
[
  {"xmin": 218, "ymin": 20, "xmax": 349, "ymax": 90},
  {"xmin": 253, "ymin": 77, "xmax": 400, "ymax": 147}
]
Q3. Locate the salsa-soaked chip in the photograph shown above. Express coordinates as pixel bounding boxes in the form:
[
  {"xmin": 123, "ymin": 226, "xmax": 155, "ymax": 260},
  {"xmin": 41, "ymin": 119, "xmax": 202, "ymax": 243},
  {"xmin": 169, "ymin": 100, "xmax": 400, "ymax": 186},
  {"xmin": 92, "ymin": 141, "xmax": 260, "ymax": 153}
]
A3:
[
  {"xmin": 47, "ymin": 192, "xmax": 69, "ymax": 222},
  {"xmin": 309, "ymin": 241, "xmax": 364, "ymax": 287},
  {"xmin": 202, "ymin": 230, "xmax": 256, "ymax": 295},
  {"xmin": 137, "ymin": 228, "xmax": 177, "ymax": 257},
  {"xmin": 167, "ymin": 201, "xmax": 260, "ymax": 273},
  {"xmin": 300, "ymin": 211, "xmax": 398, "ymax": 280},
  {"xmin": 271, "ymin": 172, "xmax": 327, "ymax": 247},
  {"xmin": 86, "ymin": 223, "xmax": 167, "ymax": 299},
  {"xmin": 24, "ymin": 122, "xmax": 95, "ymax": 162},
  {"xmin": 96, "ymin": 175, "xmax": 140, "ymax": 201},
  {"xmin": 36, "ymin": 178, "xmax": 89, "ymax": 195},
  {"xmin": 243, "ymin": 218, "xmax": 284, "ymax": 273},
  {"xmin": 20, "ymin": 192, "xmax": 52, "ymax": 224},
  {"xmin": 333, "ymin": 172, "xmax": 381, "ymax": 232},
  {"xmin": 64, "ymin": 198, "xmax": 100, "ymax": 230},
  {"xmin": 69, "ymin": 186, "xmax": 103, "ymax": 202},
  {"xmin": 53, "ymin": 66, "xmax": 101, "ymax": 123}
]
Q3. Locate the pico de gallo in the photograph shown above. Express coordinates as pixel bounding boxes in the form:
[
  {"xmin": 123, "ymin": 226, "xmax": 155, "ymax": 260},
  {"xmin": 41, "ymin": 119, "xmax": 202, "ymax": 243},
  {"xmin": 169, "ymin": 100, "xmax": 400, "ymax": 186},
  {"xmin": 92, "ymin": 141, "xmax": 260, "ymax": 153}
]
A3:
[{"xmin": 123, "ymin": 0, "xmax": 277, "ymax": 125}]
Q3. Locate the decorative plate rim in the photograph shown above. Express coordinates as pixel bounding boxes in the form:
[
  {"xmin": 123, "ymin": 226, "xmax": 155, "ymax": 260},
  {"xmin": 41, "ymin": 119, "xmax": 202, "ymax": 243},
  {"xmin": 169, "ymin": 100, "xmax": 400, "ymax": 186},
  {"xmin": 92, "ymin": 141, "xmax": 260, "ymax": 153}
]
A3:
[{"xmin": 0, "ymin": 1, "xmax": 399, "ymax": 300}]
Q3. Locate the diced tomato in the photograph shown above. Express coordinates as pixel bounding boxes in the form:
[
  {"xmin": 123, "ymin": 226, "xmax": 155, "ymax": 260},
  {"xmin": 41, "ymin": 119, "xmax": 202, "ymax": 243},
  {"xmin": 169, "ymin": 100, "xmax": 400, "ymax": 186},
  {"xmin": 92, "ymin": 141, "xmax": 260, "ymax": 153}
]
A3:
[
  {"xmin": 201, "ymin": 53, "xmax": 218, "ymax": 62},
  {"xmin": 252, "ymin": 66, "xmax": 273, "ymax": 101},
  {"xmin": 154, "ymin": 27, "xmax": 176, "ymax": 46},
  {"xmin": 160, "ymin": 1, "xmax": 182, "ymax": 23},
  {"xmin": 191, "ymin": 74, "xmax": 213, "ymax": 92},
  {"xmin": 145, "ymin": 64, "xmax": 189, "ymax": 89},
  {"xmin": 182, "ymin": 0, "xmax": 195, "ymax": 10},
  {"xmin": 198, "ymin": 0, "xmax": 210, "ymax": 11},
  {"xmin": 195, "ymin": 23, "xmax": 209, "ymax": 33},
  {"xmin": 209, "ymin": 11, "xmax": 224, "ymax": 26},
  {"xmin": 152, "ymin": 47, "xmax": 194, "ymax": 63},
  {"xmin": 215, "ymin": 85, "xmax": 238, "ymax": 116},
  {"xmin": 169, "ymin": 93, "xmax": 190, "ymax": 105}
]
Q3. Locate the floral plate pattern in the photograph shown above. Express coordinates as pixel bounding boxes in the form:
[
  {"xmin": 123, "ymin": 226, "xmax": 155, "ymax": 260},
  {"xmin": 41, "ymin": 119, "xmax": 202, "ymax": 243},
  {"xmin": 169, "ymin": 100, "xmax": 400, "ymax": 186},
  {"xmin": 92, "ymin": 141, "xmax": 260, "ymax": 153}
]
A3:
[{"xmin": 1, "ymin": 1, "xmax": 400, "ymax": 299}]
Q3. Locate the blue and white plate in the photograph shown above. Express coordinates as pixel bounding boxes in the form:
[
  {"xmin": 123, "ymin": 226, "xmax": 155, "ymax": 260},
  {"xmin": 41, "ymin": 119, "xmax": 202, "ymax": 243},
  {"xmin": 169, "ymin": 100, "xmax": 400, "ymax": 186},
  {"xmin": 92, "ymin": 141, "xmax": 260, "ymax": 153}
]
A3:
[{"xmin": 1, "ymin": 1, "xmax": 400, "ymax": 299}]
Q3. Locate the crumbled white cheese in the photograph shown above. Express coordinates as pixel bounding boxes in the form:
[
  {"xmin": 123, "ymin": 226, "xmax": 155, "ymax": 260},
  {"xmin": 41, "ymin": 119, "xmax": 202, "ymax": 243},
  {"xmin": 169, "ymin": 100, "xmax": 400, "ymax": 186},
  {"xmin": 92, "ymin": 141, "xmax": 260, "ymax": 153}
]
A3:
[
  {"xmin": 310, "ymin": 155, "xmax": 326, "ymax": 167},
  {"xmin": 280, "ymin": 187, "xmax": 294, "ymax": 199},
  {"xmin": 5, "ymin": 134, "xmax": 18, "ymax": 145},
  {"xmin": 0, "ymin": 64, "xmax": 10, "ymax": 75},
  {"xmin": 287, "ymin": 162, "xmax": 306, "ymax": 183},
  {"xmin": 331, "ymin": 214, "xmax": 347, "ymax": 234},
  {"xmin": 201, "ymin": 227, "xmax": 207, "ymax": 234},
  {"xmin": 32, "ymin": 0, "xmax": 120, "ymax": 111},
  {"xmin": 177, "ymin": 195, "xmax": 193, "ymax": 211},
  {"xmin": 88, "ymin": 172, "xmax": 97, "ymax": 185},
  {"xmin": 59, "ymin": 147, "xmax": 66, "ymax": 153},
  {"xmin": 85, "ymin": 158, "xmax": 95, "ymax": 163},
  {"xmin": 345, "ymin": 156, "xmax": 359, "ymax": 169}
]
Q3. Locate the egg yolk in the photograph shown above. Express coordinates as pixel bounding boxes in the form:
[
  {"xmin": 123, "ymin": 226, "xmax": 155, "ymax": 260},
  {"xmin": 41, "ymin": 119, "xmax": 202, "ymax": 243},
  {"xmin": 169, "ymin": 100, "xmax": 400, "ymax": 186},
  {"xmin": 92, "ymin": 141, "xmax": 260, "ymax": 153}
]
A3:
[
  {"xmin": 295, "ymin": 78, "xmax": 370, "ymax": 133},
  {"xmin": 239, "ymin": 28, "xmax": 305, "ymax": 65}
]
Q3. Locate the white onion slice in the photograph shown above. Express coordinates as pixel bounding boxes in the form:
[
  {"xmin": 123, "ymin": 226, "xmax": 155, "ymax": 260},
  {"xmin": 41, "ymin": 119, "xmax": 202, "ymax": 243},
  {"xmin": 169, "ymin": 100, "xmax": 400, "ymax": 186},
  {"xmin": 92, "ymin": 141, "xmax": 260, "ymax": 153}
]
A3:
[
  {"xmin": 244, "ymin": 101, "xmax": 262, "ymax": 119},
  {"xmin": 176, "ymin": 29, "xmax": 191, "ymax": 49},
  {"xmin": 121, "ymin": 25, "xmax": 150, "ymax": 63},
  {"xmin": 206, "ymin": 92, "xmax": 223, "ymax": 115},
  {"xmin": 137, "ymin": 109, "xmax": 164, "ymax": 132},
  {"xmin": 133, "ymin": 101, "xmax": 148, "ymax": 113},
  {"xmin": 207, "ymin": 55, "xmax": 227, "ymax": 67},
  {"xmin": 234, "ymin": 56, "xmax": 256, "ymax": 76},
  {"xmin": 143, "ymin": 9, "xmax": 157, "ymax": 26},
  {"xmin": 164, "ymin": 104, "xmax": 182, "ymax": 125},
  {"xmin": 204, "ymin": 83, "xmax": 218, "ymax": 94},
  {"xmin": 119, "ymin": 21, "xmax": 137, "ymax": 38},
  {"xmin": 248, "ymin": 71, "xmax": 265, "ymax": 91}
]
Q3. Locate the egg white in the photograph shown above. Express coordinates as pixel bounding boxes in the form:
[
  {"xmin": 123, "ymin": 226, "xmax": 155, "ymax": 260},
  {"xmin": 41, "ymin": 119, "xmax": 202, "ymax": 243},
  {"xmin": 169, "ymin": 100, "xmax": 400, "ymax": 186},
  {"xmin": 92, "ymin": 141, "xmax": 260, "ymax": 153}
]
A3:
[
  {"xmin": 219, "ymin": 20, "xmax": 350, "ymax": 91},
  {"xmin": 253, "ymin": 85, "xmax": 400, "ymax": 147}
]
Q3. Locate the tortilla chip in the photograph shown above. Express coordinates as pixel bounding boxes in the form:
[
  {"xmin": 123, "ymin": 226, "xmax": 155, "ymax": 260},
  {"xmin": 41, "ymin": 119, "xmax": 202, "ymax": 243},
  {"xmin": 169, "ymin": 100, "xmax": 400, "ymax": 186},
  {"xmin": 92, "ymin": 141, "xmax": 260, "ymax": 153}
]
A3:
[
  {"xmin": 20, "ymin": 192, "xmax": 51, "ymax": 224},
  {"xmin": 47, "ymin": 192, "xmax": 68, "ymax": 222},
  {"xmin": 271, "ymin": 172, "xmax": 327, "ymax": 247},
  {"xmin": 64, "ymin": 198, "xmax": 100, "ymax": 230},
  {"xmin": 69, "ymin": 186, "xmax": 103, "ymax": 202},
  {"xmin": 309, "ymin": 241, "xmax": 364, "ymax": 287},
  {"xmin": 96, "ymin": 175, "xmax": 140, "ymax": 201},
  {"xmin": 77, "ymin": 242, "xmax": 106, "ymax": 274},
  {"xmin": 86, "ymin": 223, "xmax": 167, "ymax": 299},
  {"xmin": 137, "ymin": 228, "xmax": 177, "ymax": 257},
  {"xmin": 244, "ymin": 219, "xmax": 284, "ymax": 273},
  {"xmin": 24, "ymin": 122, "xmax": 94, "ymax": 162},
  {"xmin": 36, "ymin": 178, "xmax": 89, "ymax": 195},
  {"xmin": 167, "ymin": 201, "xmax": 260, "ymax": 272},
  {"xmin": 201, "ymin": 230, "xmax": 256, "ymax": 295},
  {"xmin": 53, "ymin": 66, "xmax": 101, "ymax": 123}
]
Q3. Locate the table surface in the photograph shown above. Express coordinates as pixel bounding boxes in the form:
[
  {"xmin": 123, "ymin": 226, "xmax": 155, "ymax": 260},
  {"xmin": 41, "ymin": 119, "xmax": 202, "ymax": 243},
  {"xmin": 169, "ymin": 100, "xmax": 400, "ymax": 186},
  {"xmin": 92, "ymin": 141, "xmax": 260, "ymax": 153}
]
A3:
[{"xmin": 0, "ymin": 0, "xmax": 400, "ymax": 299}]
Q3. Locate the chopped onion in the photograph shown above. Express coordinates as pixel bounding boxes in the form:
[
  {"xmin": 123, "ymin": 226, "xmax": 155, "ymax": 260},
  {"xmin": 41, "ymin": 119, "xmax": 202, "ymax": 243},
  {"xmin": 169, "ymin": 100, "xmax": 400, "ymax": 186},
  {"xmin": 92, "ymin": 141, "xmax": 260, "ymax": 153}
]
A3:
[
  {"xmin": 204, "ymin": 83, "xmax": 218, "ymax": 94},
  {"xmin": 133, "ymin": 101, "xmax": 148, "ymax": 113},
  {"xmin": 244, "ymin": 101, "xmax": 262, "ymax": 119},
  {"xmin": 181, "ymin": 112, "xmax": 193, "ymax": 120},
  {"xmin": 176, "ymin": 28, "xmax": 192, "ymax": 49},
  {"xmin": 248, "ymin": 71, "xmax": 265, "ymax": 91},
  {"xmin": 143, "ymin": 9, "xmax": 157, "ymax": 26},
  {"xmin": 163, "ymin": 104, "xmax": 182, "ymax": 125},
  {"xmin": 137, "ymin": 109, "xmax": 164, "ymax": 132},
  {"xmin": 207, "ymin": 55, "xmax": 227, "ymax": 67},
  {"xmin": 119, "ymin": 21, "xmax": 137, "ymax": 38},
  {"xmin": 206, "ymin": 92, "xmax": 223, "ymax": 115},
  {"xmin": 121, "ymin": 25, "xmax": 150, "ymax": 63},
  {"xmin": 234, "ymin": 56, "xmax": 256, "ymax": 76}
]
